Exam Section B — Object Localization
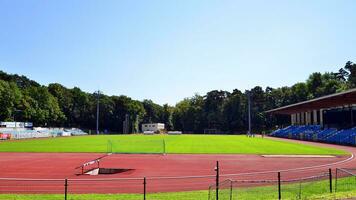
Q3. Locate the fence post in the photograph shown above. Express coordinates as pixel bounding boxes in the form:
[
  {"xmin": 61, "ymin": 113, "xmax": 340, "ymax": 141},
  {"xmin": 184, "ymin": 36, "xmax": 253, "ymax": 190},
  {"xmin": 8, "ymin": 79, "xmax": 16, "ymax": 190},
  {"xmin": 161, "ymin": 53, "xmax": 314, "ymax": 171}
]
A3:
[
  {"xmin": 278, "ymin": 172, "xmax": 281, "ymax": 200},
  {"xmin": 229, "ymin": 180, "xmax": 233, "ymax": 200},
  {"xmin": 335, "ymin": 168, "xmax": 338, "ymax": 192},
  {"xmin": 163, "ymin": 139, "xmax": 166, "ymax": 155},
  {"xmin": 216, "ymin": 161, "xmax": 220, "ymax": 200},
  {"xmin": 143, "ymin": 177, "xmax": 146, "ymax": 200},
  {"xmin": 64, "ymin": 179, "xmax": 68, "ymax": 200},
  {"xmin": 329, "ymin": 168, "xmax": 333, "ymax": 193}
]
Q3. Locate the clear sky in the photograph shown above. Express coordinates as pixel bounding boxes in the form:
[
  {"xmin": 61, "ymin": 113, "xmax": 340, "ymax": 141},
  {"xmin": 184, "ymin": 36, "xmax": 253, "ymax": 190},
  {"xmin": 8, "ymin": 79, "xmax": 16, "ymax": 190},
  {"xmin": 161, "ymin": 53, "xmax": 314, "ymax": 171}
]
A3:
[{"xmin": 1, "ymin": 0, "xmax": 355, "ymax": 105}]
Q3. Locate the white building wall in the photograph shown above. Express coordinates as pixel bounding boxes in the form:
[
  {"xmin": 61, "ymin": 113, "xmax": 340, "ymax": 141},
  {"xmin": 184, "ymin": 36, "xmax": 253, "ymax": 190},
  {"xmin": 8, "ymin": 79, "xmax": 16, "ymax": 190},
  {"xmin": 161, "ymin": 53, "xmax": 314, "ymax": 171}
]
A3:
[{"xmin": 142, "ymin": 123, "xmax": 165, "ymax": 132}]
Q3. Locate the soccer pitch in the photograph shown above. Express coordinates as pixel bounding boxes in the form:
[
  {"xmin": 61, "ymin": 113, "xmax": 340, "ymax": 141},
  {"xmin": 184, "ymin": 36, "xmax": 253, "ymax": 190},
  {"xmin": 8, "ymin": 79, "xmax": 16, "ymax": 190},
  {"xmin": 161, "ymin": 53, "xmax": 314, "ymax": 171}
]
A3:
[{"xmin": 0, "ymin": 134, "xmax": 347, "ymax": 155}]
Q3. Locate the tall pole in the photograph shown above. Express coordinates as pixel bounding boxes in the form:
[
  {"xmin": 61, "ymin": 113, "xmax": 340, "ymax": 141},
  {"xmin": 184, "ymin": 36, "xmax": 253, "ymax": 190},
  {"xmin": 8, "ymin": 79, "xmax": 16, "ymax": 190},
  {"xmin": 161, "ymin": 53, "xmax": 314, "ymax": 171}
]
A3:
[
  {"xmin": 96, "ymin": 91, "xmax": 100, "ymax": 134},
  {"xmin": 64, "ymin": 178, "xmax": 68, "ymax": 200},
  {"xmin": 13, "ymin": 109, "xmax": 22, "ymax": 130},
  {"xmin": 278, "ymin": 172, "xmax": 281, "ymax": 200},
  {"xmin": 14, "ymin": 113, "xmax": 16, "ymax": 129},
  {"xmin": 248, "ymin": 91, "xmax": 251, "ymax": 136},
  {"xmin": 143, "ymin": 177, "xmax": 146, "ymax": 200},
  {"xmin": 329, "ymin": 168, "xmax": 333, "ymax": 193},
  {"xmin": 216, "ymin": 161, "xmax": 219, "ymax": 200}
]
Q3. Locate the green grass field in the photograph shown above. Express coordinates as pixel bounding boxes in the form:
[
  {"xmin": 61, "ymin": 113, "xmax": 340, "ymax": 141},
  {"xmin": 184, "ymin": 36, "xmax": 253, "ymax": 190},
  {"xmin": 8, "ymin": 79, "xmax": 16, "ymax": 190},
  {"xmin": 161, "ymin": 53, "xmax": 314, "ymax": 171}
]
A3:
[{"xmin": 0, "ymin": 134, "xmax": 347, "ymax": 155}]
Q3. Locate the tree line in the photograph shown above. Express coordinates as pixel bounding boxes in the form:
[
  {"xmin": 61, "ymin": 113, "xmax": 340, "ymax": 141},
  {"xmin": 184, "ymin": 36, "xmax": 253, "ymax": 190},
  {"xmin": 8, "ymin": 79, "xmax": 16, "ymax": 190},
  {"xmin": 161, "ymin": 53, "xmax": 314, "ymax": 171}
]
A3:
[{"xmin": 0, "ymin": 61, "xmax": 355, "ymax": 133}]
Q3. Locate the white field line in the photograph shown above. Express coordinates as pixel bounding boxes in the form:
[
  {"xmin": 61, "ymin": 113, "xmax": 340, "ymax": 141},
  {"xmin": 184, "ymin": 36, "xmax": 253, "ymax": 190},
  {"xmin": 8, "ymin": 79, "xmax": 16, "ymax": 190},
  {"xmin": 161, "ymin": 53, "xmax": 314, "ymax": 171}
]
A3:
[
  {"xmin": 220, "ymin": 153, "xmax": 354, "ymax": 178},
  {"xmin": 261, "ymin": 155, "xmax": 336, "ymax": 158}
]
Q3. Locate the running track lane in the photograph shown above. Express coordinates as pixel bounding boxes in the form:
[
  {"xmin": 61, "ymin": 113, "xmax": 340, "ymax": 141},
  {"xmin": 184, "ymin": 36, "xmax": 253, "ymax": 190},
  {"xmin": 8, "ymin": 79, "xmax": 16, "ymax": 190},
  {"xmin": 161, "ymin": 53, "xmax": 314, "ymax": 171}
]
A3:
[{"xmin": 0, "ymin": 138, "xmax": 355, "ymax": 194}]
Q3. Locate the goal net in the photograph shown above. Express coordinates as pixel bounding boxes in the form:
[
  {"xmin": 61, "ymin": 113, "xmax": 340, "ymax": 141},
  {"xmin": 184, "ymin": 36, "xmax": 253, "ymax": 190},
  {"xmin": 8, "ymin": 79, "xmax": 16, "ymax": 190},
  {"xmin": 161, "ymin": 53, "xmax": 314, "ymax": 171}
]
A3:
[{"xmin": 107, "ymin": 139, "xmax": 166, "ymax": 154}]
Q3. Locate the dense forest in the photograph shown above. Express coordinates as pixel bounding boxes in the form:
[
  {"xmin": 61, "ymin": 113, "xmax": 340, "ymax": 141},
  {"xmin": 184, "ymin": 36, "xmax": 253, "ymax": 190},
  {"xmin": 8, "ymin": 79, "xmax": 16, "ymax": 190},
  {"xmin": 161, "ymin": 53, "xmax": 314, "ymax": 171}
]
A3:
[{"xmin": 1, "ymin": 61, "xmax": 355, "ymax": 133}]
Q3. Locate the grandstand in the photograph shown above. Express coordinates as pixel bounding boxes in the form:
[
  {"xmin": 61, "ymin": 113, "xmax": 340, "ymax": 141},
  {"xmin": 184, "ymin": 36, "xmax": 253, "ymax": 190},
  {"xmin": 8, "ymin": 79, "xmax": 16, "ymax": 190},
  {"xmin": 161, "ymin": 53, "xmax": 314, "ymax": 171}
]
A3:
[
  {"xmin": 267, "ymin": 88, "xmax": 356, "ymax": 146},
  {"xmin": 0, "ymin": 123, "xmax": 87, "ymax": 140},
  {"xmin": 270, "ymin": 125, "xmax": 356, "ymax": 145}
]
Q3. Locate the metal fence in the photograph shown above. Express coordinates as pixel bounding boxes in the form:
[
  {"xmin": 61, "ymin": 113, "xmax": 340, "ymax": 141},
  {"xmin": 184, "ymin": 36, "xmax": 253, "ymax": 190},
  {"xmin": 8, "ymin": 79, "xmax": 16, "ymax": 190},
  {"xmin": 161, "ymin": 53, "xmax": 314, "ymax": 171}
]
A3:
[
  {"xmin": 335, "ymin": 168, "xmax": 356, "ymax": 193},
  {"xmin": 0, "ymin": 168, "xmax": 355, "ymax": 200},
  {"xmin": 208, "ymin": 170, "xmax": 332, "ymax": 200},
  {"xmin": 0, "ymin": 176, "xmax": 215, "ymax": 200}
]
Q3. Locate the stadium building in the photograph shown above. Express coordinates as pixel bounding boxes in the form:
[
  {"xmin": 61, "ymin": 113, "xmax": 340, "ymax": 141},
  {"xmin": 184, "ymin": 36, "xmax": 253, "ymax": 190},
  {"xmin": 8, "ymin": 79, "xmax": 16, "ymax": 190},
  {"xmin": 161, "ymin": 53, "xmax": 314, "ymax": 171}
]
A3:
[
  {"xmin": 142, "ymin": 123, "xmax": 165, "ymax": 133},
  {"xmin": 267, "ymin": 88, "xmax": 356, "ymax": 145},
  {"xmin": 0, "ymin": 121, "xmax": 87, "ymax": 140}
]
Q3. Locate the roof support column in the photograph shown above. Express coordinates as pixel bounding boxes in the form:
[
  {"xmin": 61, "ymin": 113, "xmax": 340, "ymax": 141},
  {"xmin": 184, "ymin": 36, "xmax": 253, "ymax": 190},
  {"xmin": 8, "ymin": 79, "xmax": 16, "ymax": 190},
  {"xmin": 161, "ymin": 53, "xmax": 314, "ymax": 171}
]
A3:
[
  {"xmin": 290, "ymin": 114, "xmax": 293, "ymax": 125},
  {"xmin": 305, "ymin": 112, "xmax": 308, "ymax": 125},
  {"xmin": 313, "ymin": 110, "xmax": 318, "ymax": 125},
  {"xmin": 309, "ymin": 111, "xmax": 312, "ymax": 125},
  {"xmin": 350, "ymin": 105, "xmax": 354, "ymax": 127},
  {"xmin": 301, "ymin": 112, "xmax": 305, "ymax": 125},
  {"xmin": 291, "ymin": 114, "xmax": 296, "ymax": 125},
  {"xmin": 319, "ymin": 109, "xmax": 324, "ymax": 127}
]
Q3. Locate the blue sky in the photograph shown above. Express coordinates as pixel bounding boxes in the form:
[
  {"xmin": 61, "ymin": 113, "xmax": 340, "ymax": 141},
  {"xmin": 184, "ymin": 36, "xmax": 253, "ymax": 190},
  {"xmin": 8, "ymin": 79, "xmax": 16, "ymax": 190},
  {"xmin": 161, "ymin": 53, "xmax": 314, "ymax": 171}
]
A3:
[{"xmin": 1, "ymin": 0, "xmax": 355, "ymax": 105}]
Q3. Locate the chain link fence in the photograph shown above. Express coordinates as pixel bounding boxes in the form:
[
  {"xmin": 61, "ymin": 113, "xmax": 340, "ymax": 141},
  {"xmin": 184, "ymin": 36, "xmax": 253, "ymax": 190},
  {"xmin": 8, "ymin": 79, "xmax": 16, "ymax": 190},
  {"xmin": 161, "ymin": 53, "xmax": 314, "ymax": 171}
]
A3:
[
  {"xmin": 335, "ymin": 168, "xmax": 356, "ymax": 193},
  {"xmin": 208, "ymin": 169, "xmax": 334, "ymax": 200}
]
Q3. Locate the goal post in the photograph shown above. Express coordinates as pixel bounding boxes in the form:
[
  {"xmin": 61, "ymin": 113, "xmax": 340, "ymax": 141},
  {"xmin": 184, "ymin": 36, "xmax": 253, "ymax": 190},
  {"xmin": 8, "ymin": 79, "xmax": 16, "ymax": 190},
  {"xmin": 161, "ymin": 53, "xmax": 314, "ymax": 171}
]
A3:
[
  {"xmin": 107, "ymin": 138, "xmax": 166, "ymax": 154},
  {"xmin": 204, "ymin": 129, "xmax": 220, "ymax": 134},
  {"xmin": 107, "ymin": 140, "xmax": 113, "ymax": 153}
]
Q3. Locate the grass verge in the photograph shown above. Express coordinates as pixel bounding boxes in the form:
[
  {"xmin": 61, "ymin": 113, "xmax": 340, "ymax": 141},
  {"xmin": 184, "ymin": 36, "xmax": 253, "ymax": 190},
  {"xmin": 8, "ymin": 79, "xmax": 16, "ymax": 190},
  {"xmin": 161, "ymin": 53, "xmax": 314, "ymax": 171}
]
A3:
[{"xmin": 0, "ymin": 176, "xmax": 355, "ymax": 200}]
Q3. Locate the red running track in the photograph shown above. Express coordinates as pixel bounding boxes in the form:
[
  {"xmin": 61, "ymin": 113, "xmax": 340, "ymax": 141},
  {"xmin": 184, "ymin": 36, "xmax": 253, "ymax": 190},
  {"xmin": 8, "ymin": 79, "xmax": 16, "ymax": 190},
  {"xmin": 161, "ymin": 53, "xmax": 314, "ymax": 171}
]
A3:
[{"xmin": 0, "ymin": 137, "xmax": 355, "ymax": 194}]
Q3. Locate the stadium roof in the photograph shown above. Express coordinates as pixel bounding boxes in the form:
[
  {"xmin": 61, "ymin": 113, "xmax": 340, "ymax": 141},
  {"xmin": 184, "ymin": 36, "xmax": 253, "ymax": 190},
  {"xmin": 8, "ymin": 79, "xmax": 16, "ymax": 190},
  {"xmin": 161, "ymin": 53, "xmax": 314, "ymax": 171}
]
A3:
[{"xmin": 265, "ymin": 88, "xmax": 356, "ymax": 115}]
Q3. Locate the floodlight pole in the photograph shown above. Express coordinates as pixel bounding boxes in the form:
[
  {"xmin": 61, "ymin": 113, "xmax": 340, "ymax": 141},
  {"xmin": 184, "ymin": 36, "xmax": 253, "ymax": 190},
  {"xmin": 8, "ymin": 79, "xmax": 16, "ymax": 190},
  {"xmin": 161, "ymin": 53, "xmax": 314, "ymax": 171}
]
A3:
[
  {"xmin": 247, "ymin": 91, "xmax": 251, "ymax": 136},
  {"xmin": 96, "ymin": 90, "xmax": 101, "ymax": 134},
  {"xmin": 13, "ymin": 109, "xmax": 22, "ymax": 129}
]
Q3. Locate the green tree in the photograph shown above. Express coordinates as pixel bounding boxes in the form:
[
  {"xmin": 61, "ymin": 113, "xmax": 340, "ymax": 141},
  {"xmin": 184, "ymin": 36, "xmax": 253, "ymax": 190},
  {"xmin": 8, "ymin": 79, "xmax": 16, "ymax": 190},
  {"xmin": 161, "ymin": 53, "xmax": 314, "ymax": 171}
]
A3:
[
  {"xmin": 69, "ymin": 87, "xmax": 92, "ymax": 127},
  {"xmin": 344, "ymin": 61, "xmax": 356, "ymax": 88},
  {"xmin": 203, "ymin": 90, "xmax": 229, "ymax": 130},
  {"xmin": 291, "ymin": 83, "xmax": 309, "ymax": 103},
  {"xmin": 162, "ymin": 104, "xmax": 174, "ymax": 130},
  {"xmin": 142, "ymin": 99, "xmax": 163, "ymax": 123},
  {"xmin": 48, "ymin": 83, "xmax": 73, "ymax": 126},
  {"xmin": 221, "ymin": 89, "xmax": 245, "ymax": 131},
  {"xmin": 23, "ymin": 86, "xmax": 65, "ymax": 126},
  {"xmin": 307, "ymin": 72, "xmax": 323, "ymax": 98},
  {"xmin": 0, "ymin": 80, "xmax": 22, "ymax": 120}
]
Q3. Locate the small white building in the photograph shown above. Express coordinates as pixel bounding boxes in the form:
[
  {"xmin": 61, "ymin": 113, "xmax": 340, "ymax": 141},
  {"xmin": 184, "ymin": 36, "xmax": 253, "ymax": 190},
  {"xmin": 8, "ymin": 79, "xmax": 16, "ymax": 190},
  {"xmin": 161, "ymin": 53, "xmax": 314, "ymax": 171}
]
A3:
[{"xmin": 142, "ymin": 123, "xmax": 165, "ymax": 133}]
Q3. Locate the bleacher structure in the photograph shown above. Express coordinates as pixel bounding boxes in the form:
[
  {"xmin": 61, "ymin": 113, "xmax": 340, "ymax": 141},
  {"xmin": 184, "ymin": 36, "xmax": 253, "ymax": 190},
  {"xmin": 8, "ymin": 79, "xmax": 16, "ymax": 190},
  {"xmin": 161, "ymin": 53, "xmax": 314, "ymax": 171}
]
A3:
[
  {"xmin": 266, "ymin": 89, "xmax": 356, "ymax": 146},
  {"xmin": 0, "ymin": 127, "xmax": 87, "ymax": 140},
  {"xmin": 271, "ymin": 125, "xmax": 356, "ymax": 146}
]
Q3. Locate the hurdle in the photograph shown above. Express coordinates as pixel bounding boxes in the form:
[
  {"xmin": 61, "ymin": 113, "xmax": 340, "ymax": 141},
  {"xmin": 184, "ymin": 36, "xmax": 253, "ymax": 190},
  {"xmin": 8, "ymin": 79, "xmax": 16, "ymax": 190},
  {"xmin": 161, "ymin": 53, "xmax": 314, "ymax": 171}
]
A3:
[{"xmin": 75, "ymin": 154, "xmax": 110, "ymax": 175}]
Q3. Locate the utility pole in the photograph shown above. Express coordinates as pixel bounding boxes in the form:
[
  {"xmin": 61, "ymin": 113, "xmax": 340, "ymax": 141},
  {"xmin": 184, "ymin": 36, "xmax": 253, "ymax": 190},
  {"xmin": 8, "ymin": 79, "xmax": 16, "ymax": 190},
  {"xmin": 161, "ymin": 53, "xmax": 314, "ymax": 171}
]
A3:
[{"xmin": 95, "ymin": 90, "xmax": 101, "ymax": 134}]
